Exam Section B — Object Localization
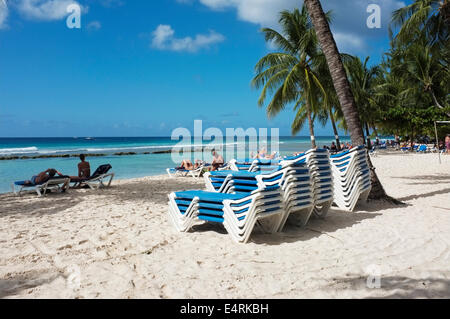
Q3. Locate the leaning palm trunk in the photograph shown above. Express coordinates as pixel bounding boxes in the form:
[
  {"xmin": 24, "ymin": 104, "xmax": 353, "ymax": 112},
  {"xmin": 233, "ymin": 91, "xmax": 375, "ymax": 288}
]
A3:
[
  {"xmin": 430, "ymin": 89, "xmax": 450, "ymax": 117},
  {"xmin": 307, "ymin": 102, "xmax": 317, "ymax": 148},
  {"xmin": 365, "ymin": 124, "xmax": 372, "ymax": 149},
  {"xmin": 304, "ymin": 0, "xmax": 402, "ymax": 203}
]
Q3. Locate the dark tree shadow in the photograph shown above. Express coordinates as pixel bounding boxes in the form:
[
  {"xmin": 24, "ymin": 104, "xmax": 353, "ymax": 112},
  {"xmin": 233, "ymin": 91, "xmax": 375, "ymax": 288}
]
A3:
[
  {"xmin": 326, "ymin": 274, "xmax": 450, "ymax": 299},
  {"xmin": 0, "ymin": 193, "xmax": 82, "ymax": 218},
  {"xmin": 397, "ymin": 188, "xmax": 450, "ymax": 202},
  {"xmin": 0, "ymin": 270, "xmax": 62, "ymax": 298},
  {"xmin": 250, "ymin": 208, "xmax": 382, "ymax": 245},
  {"xmin": 391, "ymin": 174, "xmax": 450, "ymax": 186}
]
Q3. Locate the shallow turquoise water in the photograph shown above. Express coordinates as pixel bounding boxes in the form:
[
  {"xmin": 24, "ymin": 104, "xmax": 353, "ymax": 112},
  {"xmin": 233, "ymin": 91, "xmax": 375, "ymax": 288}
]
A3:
[{"xmin": 0, "ymin": 136, "xmax": 356, "ymax": 193}]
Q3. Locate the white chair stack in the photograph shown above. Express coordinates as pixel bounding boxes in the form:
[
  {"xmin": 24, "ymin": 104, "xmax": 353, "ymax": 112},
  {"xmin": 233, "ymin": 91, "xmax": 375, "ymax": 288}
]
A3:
[
  {"xmin": 276, "ymin": 153, "xmax": 315, "ymax": 231},
  {"xmin": 168, "ymin": 183, "xmax": 284, "ymax": 243},
  {"xmin": 330, "ymin": 146, "xmax": 371, "ymax": 212},
  {"xmin": 304, "ymin": 149, "xmax": 334, "ymax": 218}
]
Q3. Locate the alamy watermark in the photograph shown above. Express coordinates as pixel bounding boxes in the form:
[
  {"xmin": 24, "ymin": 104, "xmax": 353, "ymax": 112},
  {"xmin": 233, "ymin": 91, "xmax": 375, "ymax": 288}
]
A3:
[
  {"xmin": 367, "ymin": 4, "xmax": 382, "ymax": 29},
  {"xmin": 66, "ymin": 3, "xmax": 81, "ymax": 29},
  {"xmin": 170, "ymin": 120, "xmax": 280, "ymax": 165}
]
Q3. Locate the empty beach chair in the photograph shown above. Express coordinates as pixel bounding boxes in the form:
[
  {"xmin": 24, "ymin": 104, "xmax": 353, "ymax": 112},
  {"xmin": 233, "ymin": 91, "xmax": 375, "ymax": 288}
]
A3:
[{"xmin": 12, "ymin": 177, "xmax": 70, "ymax": 197}]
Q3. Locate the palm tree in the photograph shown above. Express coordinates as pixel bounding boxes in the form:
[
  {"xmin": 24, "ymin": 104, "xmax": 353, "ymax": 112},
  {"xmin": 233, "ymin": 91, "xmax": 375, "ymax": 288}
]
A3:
[
  {"xmin": 344, "ymin": 56, "xmax": 383, "ymax": 148},
  {"xmin": 303, "ymin": 0, "xmax": 399, "ymax": 202},
  {"xmin": 251, "ymin": 7, "xmax": 330, "ymax": 148},
  {"xmin": 392, "ymin": 0, "xmax": 449, "ymax": 46},
  {"xmin": 397, "ymin": 41, "xmax": 450, "ymax": 116}
]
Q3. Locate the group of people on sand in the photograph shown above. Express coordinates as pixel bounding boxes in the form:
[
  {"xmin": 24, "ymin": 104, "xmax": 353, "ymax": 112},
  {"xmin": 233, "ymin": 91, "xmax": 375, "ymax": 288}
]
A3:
[
  {"xmin": 250, "ymin": 147, "xmax": 278, "ymax": 160},
  {"xmin": 177, "ymin": 150, "xmax": 225, "ymax": 172},
  {"xmin": 24, "ymin": 154, "xmax": 91, "ymax": 186},
  {"xmin": 398, "ymin": 134, "xmax": 450, "ymax": 154},
  {"xmin": 323, "ymin": 141, "xmax": 352, "ymax": 152},
  {"xmin": 177, "ymin": 147, "xmax": 280, "ymax": 173}
]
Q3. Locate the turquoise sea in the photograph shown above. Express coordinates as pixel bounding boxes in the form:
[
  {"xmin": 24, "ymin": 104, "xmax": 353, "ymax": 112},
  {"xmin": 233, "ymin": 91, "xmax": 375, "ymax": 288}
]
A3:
[{"xmin": 0, "ymin": 136, "xmax": 354, "ymax": 193}]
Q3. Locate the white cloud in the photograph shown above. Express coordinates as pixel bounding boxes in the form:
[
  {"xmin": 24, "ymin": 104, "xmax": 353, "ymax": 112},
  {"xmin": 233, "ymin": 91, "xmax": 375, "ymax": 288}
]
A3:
[
  {"xmin": 0, "ymin": 0, "xmax": 8, "ymax": 29},
  {"xmin": 180, "ymin": 0, "xmax": 405, "ymax": 53},
  {"xmin": 334, "ymin": 32, "xmax": 366, "ymax": 52},
  {"xmin": 15, "ymin": 0, "xmax": 84, "ymax": 21},
  {"xmin": 87, "ymin": 20, "xmax": 101, "ymax": 30},
  {"xmin": 151, "ymin": 24, "xmax": 225, "ymax": 52}
]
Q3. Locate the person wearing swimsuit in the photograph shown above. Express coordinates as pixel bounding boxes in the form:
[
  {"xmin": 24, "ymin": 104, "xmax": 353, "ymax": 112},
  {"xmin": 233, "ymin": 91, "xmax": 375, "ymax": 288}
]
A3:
[{"xmin": 26, "ymin": 168, "xmax": 62, "ymax": 185}]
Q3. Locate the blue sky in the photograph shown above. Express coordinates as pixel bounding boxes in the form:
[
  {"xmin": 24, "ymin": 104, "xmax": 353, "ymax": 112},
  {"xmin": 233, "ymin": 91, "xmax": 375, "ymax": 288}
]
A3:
[{"xmin": 0, "ymin": 0, "xmax": 408, "ymax": 137}]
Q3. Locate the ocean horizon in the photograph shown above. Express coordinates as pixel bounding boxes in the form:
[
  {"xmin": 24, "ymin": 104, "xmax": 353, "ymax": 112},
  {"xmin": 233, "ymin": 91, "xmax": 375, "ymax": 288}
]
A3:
[{"xmin": 0, "ymin": 135, "xmax": 398, "ymax": 194}]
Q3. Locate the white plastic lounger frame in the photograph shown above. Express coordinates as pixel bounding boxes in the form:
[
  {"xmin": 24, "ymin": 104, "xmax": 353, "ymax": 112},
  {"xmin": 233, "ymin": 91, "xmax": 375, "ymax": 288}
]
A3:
[
  {"xmin": 84, "ymin": 173, "xmax": 115, "ymax": 190},
  {"xmin": 12, "ymin": 177, "xmax": 70, "ymax": 197},
  {"xmin": 330, "ymin": 146, "xmax": 371, "ymax": 212},
  {"xmin": 168, "ymin": 188, "xmax": 284, "ymax": 243},
  {"xmin": 167, "ymin": 165, "xmax": 205, "ymax": 179}
]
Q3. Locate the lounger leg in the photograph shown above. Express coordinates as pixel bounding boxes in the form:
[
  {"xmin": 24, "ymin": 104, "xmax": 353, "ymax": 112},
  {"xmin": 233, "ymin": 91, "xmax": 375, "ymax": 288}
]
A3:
[
  {"xmin": 61, "ymin": 180, "xmax": 70, "ymax": 193},
  {"xmin": 107, "ymin": 174, "xmax": 115, "ymax": 187}
]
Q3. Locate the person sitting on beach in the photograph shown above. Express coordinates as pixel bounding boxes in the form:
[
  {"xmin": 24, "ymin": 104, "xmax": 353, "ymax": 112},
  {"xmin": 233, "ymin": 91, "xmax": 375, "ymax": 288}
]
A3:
[
  {"xmin": 70, "ymin": 154, "xmax": 92, "ymax": 184},
  {"xmin": 24, "ymin": 168, "xmax": 64, "ymax": 185},
  {"xmin": 254, "ymin": 147, "xmax": 267, "ymax": 159},
  {"xmin": 330, "ymin": 142, "xmax": 337, "ymax": 152},
  {"xmin": 210, "ymin": 150, "xmax": 224, "ymax": 171},
  {"xmin": 265, "ymin": 151, "xmax": 277, "ymax": 160},
  {"xmin": 77, "ymin": 154, "xmax": 91, "ymax": 179},
  {"xmin": 346, "ymin": 142, "xmax": 352, "ymax": 149}
]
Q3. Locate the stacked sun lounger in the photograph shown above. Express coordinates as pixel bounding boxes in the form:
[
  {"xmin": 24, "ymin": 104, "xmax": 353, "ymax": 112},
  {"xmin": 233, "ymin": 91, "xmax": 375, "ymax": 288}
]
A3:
[
  {"xmin": 330, "ymin": 146, "xmax": 371, "ymax": 212},
  {"xmin": 304, "ymin": 149, "xmax": 334, "ymax": 218},
  {"xmin": 276, "ymin": 153, "xmax": 315, "ymax": 231},
  {"xmin": 205, "ymin": 154, "xmax": 316, "ymax": 231},
  {"xmin": 168, "ymin": 183, "xmax": 284, "ymax": 243}
]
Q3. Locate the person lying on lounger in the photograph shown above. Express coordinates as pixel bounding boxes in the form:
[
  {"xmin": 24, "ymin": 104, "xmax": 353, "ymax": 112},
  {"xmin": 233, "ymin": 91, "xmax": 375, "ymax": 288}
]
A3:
[
  {"xmin": 24, "ymin": 168, "xmax": 64, "ymax": 186},
  {"xmin": 177, "ymin": 159, "xmax": 202, "ymax": 171},
  {"xmin": 209, "ymin": 150, "xmax": 224, "ymax": 171}
]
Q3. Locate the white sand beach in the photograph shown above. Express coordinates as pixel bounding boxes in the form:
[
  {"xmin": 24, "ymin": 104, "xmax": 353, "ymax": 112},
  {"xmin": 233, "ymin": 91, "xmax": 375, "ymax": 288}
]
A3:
[{"xmin": 0, "ymin": 152, "xmax": 449, "ymax": 299}]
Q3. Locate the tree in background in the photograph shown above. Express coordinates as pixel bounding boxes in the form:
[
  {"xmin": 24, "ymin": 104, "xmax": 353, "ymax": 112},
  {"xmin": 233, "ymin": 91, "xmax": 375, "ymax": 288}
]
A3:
[{"xmin": 252, "ymin": 7, "xmax": 333, "ymax": 148}]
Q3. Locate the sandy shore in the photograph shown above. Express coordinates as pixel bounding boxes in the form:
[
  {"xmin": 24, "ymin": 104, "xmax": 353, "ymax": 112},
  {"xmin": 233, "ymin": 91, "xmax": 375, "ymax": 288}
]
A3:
[{"xmin": 0, "ymin": 151, "xmax": 449, "ymax": 299}]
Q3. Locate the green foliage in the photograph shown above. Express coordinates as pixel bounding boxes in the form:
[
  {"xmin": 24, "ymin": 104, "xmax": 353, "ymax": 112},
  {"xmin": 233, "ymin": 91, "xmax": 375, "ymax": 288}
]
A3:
[
  {"xmin": 251, "ymin": 0, "xmax": 449, "ymax": 143},
  {"xmin": 251, "ymin": 6, "xmax": 333, "ymax": 137}
]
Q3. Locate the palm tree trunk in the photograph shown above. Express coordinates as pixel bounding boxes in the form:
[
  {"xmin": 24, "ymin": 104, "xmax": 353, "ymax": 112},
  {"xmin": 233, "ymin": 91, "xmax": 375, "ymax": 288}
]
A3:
[
  {"xmin": 303, "ymin": 0, "xmax": 364, "ymax": 147},
  {"xmin": 365, "ymin": 124, "xmax": 372, "ymax": 149},
  {"xmin": 372, "ymin": 125, "xmax": 378, "ymax": 138},
  {"xmin": 307, "ymin": 102, "xmax": 317, "ymax": 148},
  {"xmin": 329, "ymin": 107, "xmax": 341, "ymax": 150},
  {"xmin": 304, "ymin": 0, "xmax": 401, "ymax": 204},
  {"xmin": 430, "ymin": 89, "xmax": 450, "ymax": 117}
]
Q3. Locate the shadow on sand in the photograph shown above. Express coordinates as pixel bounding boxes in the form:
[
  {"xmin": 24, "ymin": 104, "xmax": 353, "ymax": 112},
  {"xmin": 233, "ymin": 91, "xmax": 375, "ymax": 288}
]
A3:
[
  {"xmin": 326, "ymin": 274, "xmax": 450, "ymax": 298},
  {"xmin": 0, "ymin": 270, "xmax": 62, "ymax": 298},
  {"xmin": 190, "ymin": 198, "xmax": 409, "ymax": 245}
]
